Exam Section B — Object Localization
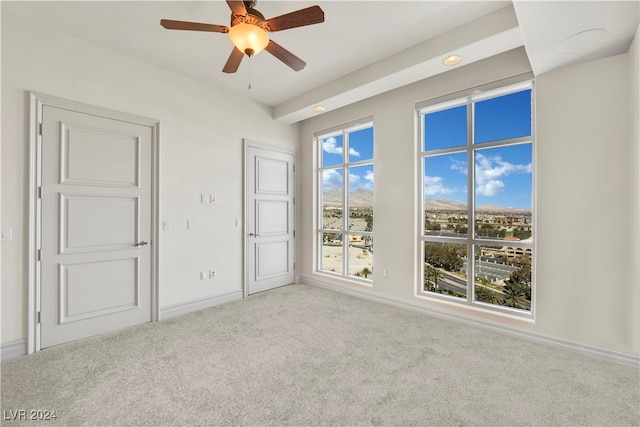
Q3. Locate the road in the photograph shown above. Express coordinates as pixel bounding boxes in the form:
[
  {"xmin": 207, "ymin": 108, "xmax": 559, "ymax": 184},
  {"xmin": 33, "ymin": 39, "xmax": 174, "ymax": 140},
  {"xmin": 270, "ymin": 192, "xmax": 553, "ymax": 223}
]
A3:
[{"xmin": 426, "ymin": 260, "xmax": 519, "ymax": 295}]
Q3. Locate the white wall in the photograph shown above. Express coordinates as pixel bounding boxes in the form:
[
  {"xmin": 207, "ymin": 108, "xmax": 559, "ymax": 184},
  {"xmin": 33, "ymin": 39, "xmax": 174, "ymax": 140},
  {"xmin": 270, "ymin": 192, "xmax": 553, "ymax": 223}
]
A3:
[
  {"xmin": 629, "ymin": 23, "xmax": 640, "ymax": 356},
  {"xmin": 1, "ymin": 14, "xmax": 299, "ymax": 344},
  {"xmin": 535, "ymin": 53, "xmax": 636, "ymax": 355},
  {"xmin": 299, "ymin": 45, "xmax": 639, "ymax": 357}
]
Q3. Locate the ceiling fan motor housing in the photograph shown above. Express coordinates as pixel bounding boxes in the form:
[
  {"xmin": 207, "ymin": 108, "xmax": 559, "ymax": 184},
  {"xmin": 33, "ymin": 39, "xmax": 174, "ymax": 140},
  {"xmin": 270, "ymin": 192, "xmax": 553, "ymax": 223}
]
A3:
[{"xmin": 231, "ymin": 8, "xmax": 266, "ymax": 27}]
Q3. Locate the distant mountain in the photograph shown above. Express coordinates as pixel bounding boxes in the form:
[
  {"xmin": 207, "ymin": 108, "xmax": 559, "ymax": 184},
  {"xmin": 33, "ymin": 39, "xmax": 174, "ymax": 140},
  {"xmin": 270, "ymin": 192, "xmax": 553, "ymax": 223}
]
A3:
[
  {"xmin": 323, "ymin": 188, "xmax": 373, "ymax": 207},
  {"xmin": 476, "ymin": 204, "xmax": 503, "ymax": 211},
  {"xmin": 425, "ymin": 199, "xmax": 466, "ymax": 211},
  {"xmin": 477, "ymin": 204, "xmax": 531, "ymax": 213},
  {"xmin": 322, "ymin": 193, "xmax": 529, "ymax": 212},
  {"xmin": 426, "ymin": 199, "xmax": 530, "ymax": 213}
]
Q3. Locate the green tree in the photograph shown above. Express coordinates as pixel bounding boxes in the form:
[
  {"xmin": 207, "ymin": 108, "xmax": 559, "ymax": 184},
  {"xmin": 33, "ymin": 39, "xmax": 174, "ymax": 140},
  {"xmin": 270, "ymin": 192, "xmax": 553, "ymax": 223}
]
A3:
[
  {"xmin": 502, "ymin": 284, "xmax": 528, "ymax": 309},
  {"xmin": 475, "ymin": 285, "xmax": 501, "ymax": 304},
  {"xmin": 424, "ymin": 243, "xmax": 463, "ymax": 272},
  {"xmin": 424, "ymin": 264, "xmax": 444, "ymax": 292},
  {"xmin": 502, "ymin": 266, "xmax": 531, "ymax": 309},
  {"xmin": 364, "ymin": 215, "xmax": 373, "ymax": 232},
  {"xmin": 512, "ymin": 227, "xmax": 532, "ymax": 240},
  {"xmin": 441, "ymin": 245, "xmax": 464, "ymax": 271},
  {"xmin": 424, "ymin": 264, "xmax": 434, "ymax": 291},
  {"xmin": 454, "ymin": 224, "xmax": 468, "ymax": 235},
  {"xmin": 359, "ymin": 267, "xmax": 372, "ymax": 278}
]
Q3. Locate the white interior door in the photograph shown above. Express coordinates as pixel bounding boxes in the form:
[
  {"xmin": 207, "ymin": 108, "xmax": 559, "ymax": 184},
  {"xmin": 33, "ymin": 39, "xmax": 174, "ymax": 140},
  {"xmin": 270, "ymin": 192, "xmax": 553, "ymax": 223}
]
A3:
[
  {"xmin": 245, "ymin": 144, "xmax": 295, "ymax": 295},
  {"xmin": 40, "ymin": 105, "xmax": 153, "ymax": 348}
]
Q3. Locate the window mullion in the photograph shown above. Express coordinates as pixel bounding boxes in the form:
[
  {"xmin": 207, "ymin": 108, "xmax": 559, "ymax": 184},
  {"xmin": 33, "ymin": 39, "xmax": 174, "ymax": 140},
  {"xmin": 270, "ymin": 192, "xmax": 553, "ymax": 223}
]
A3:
[
  {"xmin": 342, "ymin": 131, "xmax": 349, "ymax": 276},
  {"xmin": 467, "ymin": 101, "xmax": 475, "ymax": 303}
]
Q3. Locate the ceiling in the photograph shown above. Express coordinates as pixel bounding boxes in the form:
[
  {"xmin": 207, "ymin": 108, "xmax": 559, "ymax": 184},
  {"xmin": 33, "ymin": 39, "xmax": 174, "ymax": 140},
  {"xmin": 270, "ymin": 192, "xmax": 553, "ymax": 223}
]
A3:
[{"xmin": 3, "ymin": 1, "xmax": 639, "ymax": 123}]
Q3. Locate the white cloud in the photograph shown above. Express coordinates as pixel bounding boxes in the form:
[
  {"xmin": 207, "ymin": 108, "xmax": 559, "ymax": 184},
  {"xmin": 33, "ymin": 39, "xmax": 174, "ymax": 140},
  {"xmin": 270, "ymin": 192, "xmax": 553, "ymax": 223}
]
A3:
[
  {"xmin": 349, "ymin": 169, "xmax": 373, "ymax": 191},
  {"xmin": 322, "ymin": 137, "xmax": 341, "ymax": 154},
  {"xmin": 450, "ymin": 158, "xmax": 467, "ymax": 174},
  {"xmin": 475, "ymin": 153, "xmax": 531, "ymax": 196},
  {"xmin": 476, "ymin": 179, "xmax": 505, "ymax": 196},
  {"xmin": 322, "ymin": 169, "xmax": 342, "ymax": 191},
  {"xmin": 424, "ymin": 176, "xmax": 454, "ymax": 196},
  {"xmin": 322, "ymin": 137, "xmax": 360, "ymax": 157},
  {"xmin": 364, "ymin": 170, "xmax": 374, "ymax": 183}
]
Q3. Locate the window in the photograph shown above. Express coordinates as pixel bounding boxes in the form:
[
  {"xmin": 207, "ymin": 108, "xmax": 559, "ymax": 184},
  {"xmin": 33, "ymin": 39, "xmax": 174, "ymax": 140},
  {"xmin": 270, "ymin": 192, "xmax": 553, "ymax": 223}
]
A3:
[
  {"xmin": 419, "ymin": 80, "xmax": 534, "ymax": 314},
  {"xmin": 317, "ymin": 120, "xmax": 374, "ymax": 281}
]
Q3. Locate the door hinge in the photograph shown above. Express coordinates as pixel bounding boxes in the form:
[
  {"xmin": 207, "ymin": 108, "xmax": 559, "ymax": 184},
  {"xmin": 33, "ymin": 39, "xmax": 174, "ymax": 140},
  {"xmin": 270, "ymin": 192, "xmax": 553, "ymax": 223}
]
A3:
[
  {"xmin": 293, "ymin": 165, "xmax": 295, "ymax": 173},
  {"xmin": 293, "ymin": 230, "xmax": 295, "ymax": 238},
  {"xmin": 38, "ymin": 123, "xmax": 43, "ymax": 136},
  {"xmin": 37, "ymin": 249, "xmax": 42, "ymax": 262},
  {"xmin": 38, "ymin": 186, "xmax": 42, "ymax": 199},
  {"xmin": 36, "ymin": 311, "xmax": 41, "ymax": 324}
]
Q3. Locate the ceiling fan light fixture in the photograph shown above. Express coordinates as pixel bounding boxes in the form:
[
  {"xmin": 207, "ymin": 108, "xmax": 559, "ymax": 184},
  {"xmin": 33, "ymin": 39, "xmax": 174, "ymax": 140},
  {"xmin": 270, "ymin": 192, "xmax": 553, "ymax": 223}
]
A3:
[
  {"xmin": 314, "ymin": 105, "xmax": 326, "ymax": 112},
  {"xmin": 228, "ymin": 22, "xmax": 269, "ymax": 56}
]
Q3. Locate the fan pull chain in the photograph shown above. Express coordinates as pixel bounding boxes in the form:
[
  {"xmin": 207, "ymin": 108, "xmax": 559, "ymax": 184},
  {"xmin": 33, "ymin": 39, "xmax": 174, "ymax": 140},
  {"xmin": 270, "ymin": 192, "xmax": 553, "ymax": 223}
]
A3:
[{"xmin": 247, "ymin": 55, "xmax": 252, "ymax": 90}]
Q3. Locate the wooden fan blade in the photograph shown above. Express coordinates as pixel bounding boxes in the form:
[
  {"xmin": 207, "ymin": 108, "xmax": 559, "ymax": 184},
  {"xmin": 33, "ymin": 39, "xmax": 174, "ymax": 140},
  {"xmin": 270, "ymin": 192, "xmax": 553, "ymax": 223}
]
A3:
[
  {"xmin": 264, "ymin": 40, "xmax": 306, "ymax": 71},
  {"xmin": 161, "ymin": 19, "xmax": 228, "ymax": 33},
  {"xmin": 226, "ymin": 0, "xmax": 248, "ymax": 17},
  {"xmin": 265, "ymin": 5, "xmax": 324, "ymax": 32},
  {"xmin": 222, "ymin": 47, "xmax": 244, "ymax": 73}
]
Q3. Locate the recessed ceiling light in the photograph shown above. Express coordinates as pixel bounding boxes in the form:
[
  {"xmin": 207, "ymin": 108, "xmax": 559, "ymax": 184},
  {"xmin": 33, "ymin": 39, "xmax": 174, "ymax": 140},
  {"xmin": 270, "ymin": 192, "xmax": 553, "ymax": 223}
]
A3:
[
  {"xmin": 443, "ymin": 55, "xmax": 462, "ymax": 66},
  {"xmin": 559, "ymin": 28, "xmax": 607, "ymax": 52},
  {"xmin": 314, "ymin": 106, "xmax": 326, "ymax": 112}
]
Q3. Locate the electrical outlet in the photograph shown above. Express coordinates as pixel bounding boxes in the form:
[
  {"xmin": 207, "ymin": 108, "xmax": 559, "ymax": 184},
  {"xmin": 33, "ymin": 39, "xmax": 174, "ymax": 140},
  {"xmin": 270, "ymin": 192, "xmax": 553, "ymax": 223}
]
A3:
[
  {"xmin": 200, "ymin": 271, "xmax": 207, "ymax": 280},
  {"xmin": 209, "ymin": 270, "xmax": 216, "ymax": 279}
]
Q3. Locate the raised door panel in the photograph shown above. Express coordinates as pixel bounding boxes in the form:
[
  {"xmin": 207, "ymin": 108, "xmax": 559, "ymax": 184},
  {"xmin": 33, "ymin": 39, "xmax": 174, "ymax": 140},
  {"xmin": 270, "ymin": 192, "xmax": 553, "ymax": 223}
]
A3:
[
  {"xmin": 61, "ymin": 122, "xmax": 140, "ymax": 187},
  {"xmin": 256, "ymin": 241, "xmax": 289, "ymax": 280},
  {"xmin": 256, "ymin": 200, "xmax": 288, "ymax": 236},
  {"xmin": 59, "ymin": 258, "xmax": 140, "ymax": 324},
  {"xmin": 60, "ymin": 194, "xmax": 138, "ymax": 254},
  {"xmin": 256, "ymin": 157, "xmax": 289, "ymax": 195}
]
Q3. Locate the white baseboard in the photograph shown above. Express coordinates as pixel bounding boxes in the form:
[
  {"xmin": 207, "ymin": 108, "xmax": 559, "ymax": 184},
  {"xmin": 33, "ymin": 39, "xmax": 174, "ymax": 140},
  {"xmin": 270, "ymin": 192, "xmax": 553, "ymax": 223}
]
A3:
[
  {"xmin": 1, "ymin": 292, "xmax": 243, "ymax": 361},
  {"xmin": 1, "ymin": 338, "xmax": 27, "ymax": 361},
  {"xmin": 160, "ymin": 290, "xmax": 244, "ymax": 320},
  {"xmin": 299, "ymin": 274, "xmax": 640, "ymax": 368}
]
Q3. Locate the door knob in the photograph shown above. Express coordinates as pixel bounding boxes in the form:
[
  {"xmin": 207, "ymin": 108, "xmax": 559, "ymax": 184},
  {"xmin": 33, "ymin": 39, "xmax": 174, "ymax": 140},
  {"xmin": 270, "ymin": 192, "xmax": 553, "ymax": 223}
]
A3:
[
  {"xmin": 134, "ymin": 241, "xmax": 148, "ymax": 247},
  {"xmin": 249, "ymin": 233, "xmax": 261, "ymax": 237}
]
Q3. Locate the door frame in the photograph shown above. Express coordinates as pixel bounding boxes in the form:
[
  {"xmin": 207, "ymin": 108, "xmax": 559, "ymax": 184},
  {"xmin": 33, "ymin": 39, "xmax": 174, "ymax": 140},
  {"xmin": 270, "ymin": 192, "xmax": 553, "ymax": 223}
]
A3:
[
  {"xmin": 27, "ymin": 92, "xmax": 160, "ymax": 354},
  {"xmin": 243, "ymin": 139, "xmax": 296, "ymax": 298}
]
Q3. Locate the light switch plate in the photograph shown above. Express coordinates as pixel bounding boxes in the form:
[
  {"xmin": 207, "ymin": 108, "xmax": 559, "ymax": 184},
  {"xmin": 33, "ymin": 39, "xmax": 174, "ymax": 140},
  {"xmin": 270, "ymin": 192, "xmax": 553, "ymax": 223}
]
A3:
[{"xmin": 1, "ymin": 227, "xmax": 12, "ymax": 240}]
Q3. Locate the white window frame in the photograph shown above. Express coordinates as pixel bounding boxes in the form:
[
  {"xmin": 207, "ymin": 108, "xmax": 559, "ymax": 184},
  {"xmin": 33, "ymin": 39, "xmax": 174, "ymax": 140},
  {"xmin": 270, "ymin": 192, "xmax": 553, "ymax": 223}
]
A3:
[
  {"xmin": 316, "ymin": 118, "xmax": 374, "ymax": 282},
  {"xmin": 417, "ymin": 75, "xmax": 535, "ymax": 317}
]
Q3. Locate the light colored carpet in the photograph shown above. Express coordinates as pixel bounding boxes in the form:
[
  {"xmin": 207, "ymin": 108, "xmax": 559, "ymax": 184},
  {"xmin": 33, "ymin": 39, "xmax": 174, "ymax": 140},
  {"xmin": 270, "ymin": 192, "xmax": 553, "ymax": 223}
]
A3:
[{"xmin": 1, "ymin": 284, "xmax": 638, "ymax": 426}]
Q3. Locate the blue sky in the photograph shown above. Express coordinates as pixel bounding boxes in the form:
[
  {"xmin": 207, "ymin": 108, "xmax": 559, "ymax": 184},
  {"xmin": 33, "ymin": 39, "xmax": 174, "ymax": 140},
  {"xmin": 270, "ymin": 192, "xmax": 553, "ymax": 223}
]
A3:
[
  {"xmin": 424, "ymin": 89, "xmax": 532, "ymax": 209},
  {"xmin": 321, "ymin": 127, "xmax": 374, "ymax": 193}
]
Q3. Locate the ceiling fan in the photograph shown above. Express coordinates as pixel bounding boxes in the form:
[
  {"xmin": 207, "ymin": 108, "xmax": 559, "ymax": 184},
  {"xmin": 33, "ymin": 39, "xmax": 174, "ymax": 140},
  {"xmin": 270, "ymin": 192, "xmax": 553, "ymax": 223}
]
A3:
[{"xmin": 161, "ymin": 0, "xmax": 324, "ymax": 73}]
